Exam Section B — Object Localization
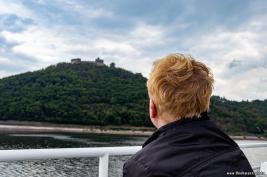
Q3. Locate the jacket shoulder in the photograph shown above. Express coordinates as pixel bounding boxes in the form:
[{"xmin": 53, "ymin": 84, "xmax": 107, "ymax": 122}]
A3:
[
  {"xmin": 191, "ymin": 148, "xmax": 255, "ymax": 177},
  {"xmin": 123, "ymin": 155, "xmax": 151, "ymax": 177}
]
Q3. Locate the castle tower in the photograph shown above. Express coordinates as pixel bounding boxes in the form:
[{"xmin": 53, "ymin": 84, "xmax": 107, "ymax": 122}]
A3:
[
  {"xmin": 95, "ymin": 57, "xmax": 105, "ymax": 66},
  {"xmin": 71, "ymin": 58, "xmax": 81, "ymax": 64}
]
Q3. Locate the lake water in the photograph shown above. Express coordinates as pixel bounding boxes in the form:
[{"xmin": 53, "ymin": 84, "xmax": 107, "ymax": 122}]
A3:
[{"xmin": 0, "ymin": 133, "xmax": 266, "ymax": 177}]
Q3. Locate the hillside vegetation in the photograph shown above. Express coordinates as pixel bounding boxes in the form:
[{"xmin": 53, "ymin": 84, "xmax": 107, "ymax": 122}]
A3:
[{"xmin": 0, "ymin": 62, "xmax": 266, "ymax": 136}]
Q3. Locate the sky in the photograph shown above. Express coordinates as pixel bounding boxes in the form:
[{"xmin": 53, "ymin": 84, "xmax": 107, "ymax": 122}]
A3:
[{"xmin": 0, "ymin": 0, "xmax": 267, "ymax": 101}]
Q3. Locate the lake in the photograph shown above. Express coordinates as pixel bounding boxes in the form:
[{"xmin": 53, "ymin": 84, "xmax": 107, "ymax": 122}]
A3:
[{"xmin": 0, "ymin": 133, "xmax": 266, "ymax": 177}]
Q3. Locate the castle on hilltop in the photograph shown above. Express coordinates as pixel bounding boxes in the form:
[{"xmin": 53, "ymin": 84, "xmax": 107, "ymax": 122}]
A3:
[{"xmin": 70, "ymin": 57, "xmax": 105, "ymax": 66}]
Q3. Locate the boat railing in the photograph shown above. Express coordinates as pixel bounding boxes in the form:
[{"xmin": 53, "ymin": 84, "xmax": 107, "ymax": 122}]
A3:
[{"xmin": 0, "ymin": 143, "xmax": 266, "ymax": 177}]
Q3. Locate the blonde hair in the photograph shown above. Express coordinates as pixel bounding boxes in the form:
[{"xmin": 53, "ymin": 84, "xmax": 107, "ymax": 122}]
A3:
[{"xmin": 147, "ymin": 53, "xmax": 214, "ymax": 121}]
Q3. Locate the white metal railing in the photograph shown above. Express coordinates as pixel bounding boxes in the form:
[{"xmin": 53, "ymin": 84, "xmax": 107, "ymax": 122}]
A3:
[
  {"xmin": 0, "ymin": 143, "xmax": 266, "ymax": 177},
  {"xmin": 0, "ymin": 146, "xmax": 141, "ymax": 177}
]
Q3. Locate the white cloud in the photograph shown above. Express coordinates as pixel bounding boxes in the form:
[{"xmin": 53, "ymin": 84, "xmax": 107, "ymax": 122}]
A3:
[
  {"xmin": 93, "ymin": 38, "xmax": 139, "ymax": 56},
  {"xmin": 92, "ymin": 23, "xmax": 167, "ymax": 76},
  {"xmin": 0, "ymin": 70, "xmax": 11, "ymax": 78},
  {"xmin": 55, "ymin": 0, "xmax": 113, "ymax": 18},
  {"xmin": 215, "ymin": 67, "xmax": 267, "ymax": 100},
  {"xmin": 181, "ymin": 15, "xmax": 267, "ymax": 100},
  {"xmin": 130, "ymin": 23, "xmax": 165, "ymax": 45},
  {"xmin": 0, "ymin": 56, "xmax": 13, "ymax": 65},
  {"xmin": 0, "ymin": 0, "xmax": 34, "ymax": 19},
  {"xmin": 2, "ymin": 26, "xmax": 69, "ymax": 64}
]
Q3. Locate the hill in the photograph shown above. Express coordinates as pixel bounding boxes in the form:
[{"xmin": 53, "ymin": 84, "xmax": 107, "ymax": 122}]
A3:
[
  {"xmin": 0, "ymin": 62, "xmax": 150, "ymax": 126},
  {"xmin": 210, "ymin": 96, "xmax": 267, "ymax": 135},
  {"xmin": 0, "ymin": 62, "xmax": 266, "ymax": 136}
]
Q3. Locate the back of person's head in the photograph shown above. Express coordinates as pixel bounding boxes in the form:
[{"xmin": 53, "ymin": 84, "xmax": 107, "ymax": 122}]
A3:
[{"xmin": 147, "ymin": 53, "xmax": 214, "ymax": 121}]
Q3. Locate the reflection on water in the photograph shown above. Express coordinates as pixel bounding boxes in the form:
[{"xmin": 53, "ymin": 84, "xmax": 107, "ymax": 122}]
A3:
[{"xmin": 0, "ymin": 133, "xmax": 266, "ymax": 177}]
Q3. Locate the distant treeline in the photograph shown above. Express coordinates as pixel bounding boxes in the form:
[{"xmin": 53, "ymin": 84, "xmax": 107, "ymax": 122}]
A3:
[{"xmin": 0, "ymin": 62, "xmax": 266, "ymax": 136}]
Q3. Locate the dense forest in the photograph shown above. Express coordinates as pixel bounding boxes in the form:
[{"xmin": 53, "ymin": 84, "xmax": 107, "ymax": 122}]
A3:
[{"xmin": 0, "ymin": 62, "xmax": 266, "ymax": 136}]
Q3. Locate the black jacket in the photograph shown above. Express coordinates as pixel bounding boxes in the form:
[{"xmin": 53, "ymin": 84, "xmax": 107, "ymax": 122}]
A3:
[{"xmin": 123, "ymin": 112, "xmax": 255, "ymax": 177}]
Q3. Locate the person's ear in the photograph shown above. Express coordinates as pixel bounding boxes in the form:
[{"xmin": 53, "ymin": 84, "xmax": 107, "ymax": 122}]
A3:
[{"xmin": 150, "ymin": 99, "xmax": 158, "ymax": 119}]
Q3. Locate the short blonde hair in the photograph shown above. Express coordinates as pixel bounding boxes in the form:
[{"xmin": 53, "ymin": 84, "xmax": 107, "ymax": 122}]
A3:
[{"xmin": 147, "ymin": 53, "xmax": 214, "ymax": 120}]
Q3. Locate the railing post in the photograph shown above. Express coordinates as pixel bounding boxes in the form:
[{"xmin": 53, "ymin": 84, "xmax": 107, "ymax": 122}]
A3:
[{"xmin": 99, "ymin": 153, "xmax": 109, "ymax": 177}]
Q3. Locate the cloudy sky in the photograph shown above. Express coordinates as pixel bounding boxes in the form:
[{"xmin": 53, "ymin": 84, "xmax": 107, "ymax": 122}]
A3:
[{"xmin": 0, "ymin": 0, "xmax": 266, "ymax": 101}]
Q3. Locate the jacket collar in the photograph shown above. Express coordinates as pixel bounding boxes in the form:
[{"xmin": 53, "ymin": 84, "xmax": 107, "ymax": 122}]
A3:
[{"xmin": 142, "ymin": 111, "xmax": 209, "ymax": 148}]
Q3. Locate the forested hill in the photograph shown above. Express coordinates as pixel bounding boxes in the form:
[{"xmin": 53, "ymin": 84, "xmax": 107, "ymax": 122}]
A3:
[
  {"xmin": 0, "ymin": 62, "xmax": 266, "ymax": 136},
  {"xmin": 0, "ymin": 62, "xmax": 150, "ymax": 126}
]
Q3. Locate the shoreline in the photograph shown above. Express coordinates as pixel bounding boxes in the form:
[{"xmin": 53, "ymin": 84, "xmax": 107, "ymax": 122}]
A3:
[
  {"xmin": 0, "ymin": 120, "xmax": 266, "ymax": 140},
  {"xmin": 0, "ymin": 120, "xmax": 154, "ymax": 136},
  {"xmin": 0, "ymin": 124, "xmax": 153, "ymax": 136}
]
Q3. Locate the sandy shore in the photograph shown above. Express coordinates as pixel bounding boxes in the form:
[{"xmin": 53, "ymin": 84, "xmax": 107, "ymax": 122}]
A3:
[
  {"xmin": 0, "ymin": 121, "xmax": 154, "ymax": 136},
  {"xmin": 0, "ymin": 120, "xmax": 266, "ymax": 140},
  {"xmin": 0, "ymin": 124, "xmax": 154, "ymax": 136}
]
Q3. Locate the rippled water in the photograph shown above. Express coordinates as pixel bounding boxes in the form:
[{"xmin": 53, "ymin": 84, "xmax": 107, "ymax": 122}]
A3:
[{"xmin": 0, "ymin": 133, "xmax": 266, "ymax": 177}]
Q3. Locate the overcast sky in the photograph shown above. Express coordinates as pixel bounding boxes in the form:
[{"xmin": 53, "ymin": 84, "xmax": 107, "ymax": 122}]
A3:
[{"xmin": 0, "ymin": 0, "xmax": 267, "ymax": 101}]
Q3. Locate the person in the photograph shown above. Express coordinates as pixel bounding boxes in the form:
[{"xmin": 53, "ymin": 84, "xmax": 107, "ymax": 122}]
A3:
[{"xmin": 123, "ymin": 53, "xmax": 255, "ymax": 177}]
